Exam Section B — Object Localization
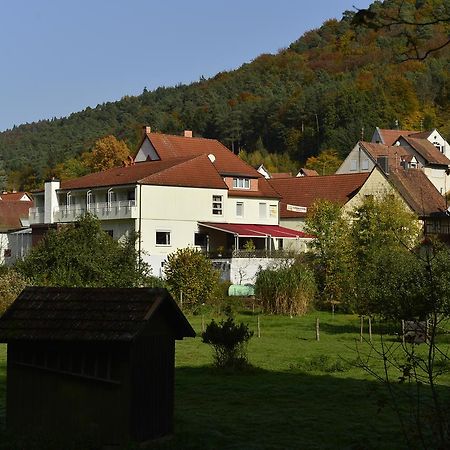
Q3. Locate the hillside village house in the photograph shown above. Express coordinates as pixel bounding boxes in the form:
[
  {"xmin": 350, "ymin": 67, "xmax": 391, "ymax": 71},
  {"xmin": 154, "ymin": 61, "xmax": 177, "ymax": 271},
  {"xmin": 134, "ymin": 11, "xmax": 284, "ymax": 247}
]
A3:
[
  {"xmin": 0, "ymin": 192, "xmax": 33, "ymax": 265},
  {"xmin": 337, "ymin": 129, "xmax": 450, "ymax": 193},
  {"xmin": 268, "ymin": 166, "xmax": 448, "ymax": 246},
  {"xmin": 29, "ymin": 129, "xmax": 309, "ymax": 283}
]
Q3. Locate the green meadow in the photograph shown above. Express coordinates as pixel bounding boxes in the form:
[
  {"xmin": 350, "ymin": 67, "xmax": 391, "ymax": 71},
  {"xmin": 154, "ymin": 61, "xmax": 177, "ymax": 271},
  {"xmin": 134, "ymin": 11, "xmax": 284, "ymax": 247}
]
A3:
[{"xmin": 1, "ymin": 310, "xmax": 449, "ymax": 449}]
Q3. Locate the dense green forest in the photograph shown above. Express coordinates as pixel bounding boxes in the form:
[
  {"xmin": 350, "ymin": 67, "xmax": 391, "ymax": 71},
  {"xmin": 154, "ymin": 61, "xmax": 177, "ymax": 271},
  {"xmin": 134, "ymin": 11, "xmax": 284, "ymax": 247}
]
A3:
[{"xmin": 0, "ymin": 0, "xmax": 449, "ymax": 190}]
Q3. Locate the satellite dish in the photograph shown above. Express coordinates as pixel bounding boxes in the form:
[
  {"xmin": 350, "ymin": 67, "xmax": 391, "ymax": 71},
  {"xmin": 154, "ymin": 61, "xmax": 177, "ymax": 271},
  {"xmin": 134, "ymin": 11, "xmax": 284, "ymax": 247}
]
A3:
[{"xmin": 208, "ymin": 154, "xmax": 216, "ymax": 163}]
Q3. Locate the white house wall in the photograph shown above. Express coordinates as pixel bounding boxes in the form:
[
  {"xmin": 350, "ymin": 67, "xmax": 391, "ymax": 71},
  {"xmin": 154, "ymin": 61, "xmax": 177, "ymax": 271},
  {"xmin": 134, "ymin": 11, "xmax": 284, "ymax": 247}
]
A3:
[
  {"xmin": 422, "ymin": 167, "xmax": 448, "ymax": 194},
  {"xmin": 134, "ymin": 138, "xmax": 159, "ymax": 162},
  {"xmin": 137, "ymin": 184, "xmax": 280, "ymax": 275},
  {"xmin": 336, "ymin": 143, "xmax": 374, "ymax": 174}
]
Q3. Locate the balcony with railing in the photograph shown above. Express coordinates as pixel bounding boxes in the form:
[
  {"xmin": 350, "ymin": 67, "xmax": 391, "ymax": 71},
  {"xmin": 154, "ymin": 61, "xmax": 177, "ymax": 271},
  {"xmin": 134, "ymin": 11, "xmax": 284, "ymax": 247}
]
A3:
[
  {"xmin": 29, "ymin": 207, "xmax": 44, "ymax": 225},
  {"xmin": 29, "ymin": 201, "xmax": 138, "ymax": 224},
  {"xmin": 55, "ymin": 201, "xmax": 137, "ymax": 222}
]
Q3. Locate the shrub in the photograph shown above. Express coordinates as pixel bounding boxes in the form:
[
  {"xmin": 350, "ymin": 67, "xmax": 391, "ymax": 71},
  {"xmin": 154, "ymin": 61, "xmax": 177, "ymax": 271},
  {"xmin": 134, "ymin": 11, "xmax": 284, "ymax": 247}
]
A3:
[
  {"xmin": 164, "ymin": 247, "xmax": 220, "ymax": 312},
  {"xmin": 0, "ymin": 269, "xmax": 29, "ymax": 316},
  {"xmin": 255, "ymin": 262, "xmax": 316, "ymax": 315},
  {"xmin": 202, "ymin": 316, "xmax": 254, "ymax": 369}
]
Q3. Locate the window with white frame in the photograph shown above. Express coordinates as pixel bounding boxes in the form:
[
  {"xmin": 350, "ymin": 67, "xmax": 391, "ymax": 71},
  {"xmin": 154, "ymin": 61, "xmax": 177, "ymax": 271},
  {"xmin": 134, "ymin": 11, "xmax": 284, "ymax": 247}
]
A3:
[
  {"xmin": 66, "ymin": 192, "xmax": 72, "ymax": 209},
  {"xmin": 232, "ymin": 178, "xmax": 250, "ymax": 189},
  {"xmin": 156, "ymin": 231, "xmax": 171, "ymax": 246},
  {"xmin": 212, "ymin": 195, "xmax": 223, "ymax": 215},
  {"xmin": 86, "ymin": 190, "xmax": 95, "ymax": 210},
  {"xmin": 259, "ymin": 202, "xmax": 267, "ymax": 218},
  {"xmin": 269, "ymin": 204, "xmax": 277, "ymax": 218},
  {"xmin": 107, "ymin": 188, "xmax": 117, "ymax": 206},
  {"xmin": 236, "ymin": 201, "xmax": 244, "ymax": 217},
  {"xmin": 361, "ymin": 159, "xmax": 369, "ymax": 170},
  {"xmin": 350, "ymin": 160, "xmax": 357, "ymax": 171}
]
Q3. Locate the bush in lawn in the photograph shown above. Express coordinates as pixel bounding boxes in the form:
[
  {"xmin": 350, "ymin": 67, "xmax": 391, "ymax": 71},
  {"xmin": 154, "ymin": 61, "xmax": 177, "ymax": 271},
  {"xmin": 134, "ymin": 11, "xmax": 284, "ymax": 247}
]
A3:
[
  {"xmin": 0, "ymin": 268, "xmax": 29, "ymax": 316},
  {"xmin": 202, "ymin": 316, "xmax": 254, "ymax": 369},
  {"xmin": 164, "ymin": 247, "xmax": 220, "ymax": 312},
  {"xmin": 255, "ymin": 262, "xmax": 316, "ymax": 315}
]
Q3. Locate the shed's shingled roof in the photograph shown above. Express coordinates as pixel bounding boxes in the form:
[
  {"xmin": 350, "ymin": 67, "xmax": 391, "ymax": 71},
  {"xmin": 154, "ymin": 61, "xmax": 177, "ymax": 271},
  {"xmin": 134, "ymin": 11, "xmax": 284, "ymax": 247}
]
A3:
[
  {"xmin": 269, "ymin": 173, "xmax": 370, "ymax": 218},
  {"xmin": 0, "ymin": 287, "xmax": 195, "ymax": 342}
]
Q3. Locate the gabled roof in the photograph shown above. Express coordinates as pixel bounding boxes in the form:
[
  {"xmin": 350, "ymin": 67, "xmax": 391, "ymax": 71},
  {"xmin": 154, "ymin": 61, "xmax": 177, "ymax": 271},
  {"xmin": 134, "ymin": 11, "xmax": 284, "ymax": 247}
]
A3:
[
  {"xmin": 0, "ymin": 192, "xmax": 32, "ymax": 202},
  {"xmin": 269, "ymin": 173, "xmax": 370, "ymax": 218},
  {"xmin": 375, "ymin": 128, "xmax": 417, "ymax": 146},
  {"xmin": 61, "ymin": 156, "xmax": 227, "ymax": 191},
  {"xmin": 400, "ymin": 136, "xmax": 450, "ymax": 166},
  {"xmin": 359, "ymin": 141, "xmax": 411, "ymax": 168},
  {"xmin": 0, "ymin": 200, "xmax": 33, "ymax": 232},
  {"xmin": 388, "ymin": 168, "xmax": 446, "ymax": 217},
  {"xmin": 0, "ymin": 287, "xmax": 195, "ymax": 342},
  {"xmin": 297, "ymin": 168, "xmax": 319, "ymax": 177},
  {"xmin": 144, "ymin": 132, "xmax": 260, "ymax": 178}
]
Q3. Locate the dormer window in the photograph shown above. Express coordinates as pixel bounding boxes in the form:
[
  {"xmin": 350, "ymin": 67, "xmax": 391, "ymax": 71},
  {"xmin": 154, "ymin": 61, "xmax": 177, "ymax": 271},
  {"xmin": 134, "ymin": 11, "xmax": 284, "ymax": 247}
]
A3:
[
  {"xmin": 433, "ymin": 141, "xmax": 443, "ymax": 153},
  {"xmin": 233, "ymin": 178, "xmax": 250, "ymax": 189}
]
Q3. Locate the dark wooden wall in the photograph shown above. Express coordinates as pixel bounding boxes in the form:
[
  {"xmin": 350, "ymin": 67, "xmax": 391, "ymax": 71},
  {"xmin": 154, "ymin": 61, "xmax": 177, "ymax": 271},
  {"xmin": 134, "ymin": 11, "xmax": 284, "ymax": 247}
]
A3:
[{"xmin": 7, "ymin": 342, "xmax": 131, "ymax": 445}]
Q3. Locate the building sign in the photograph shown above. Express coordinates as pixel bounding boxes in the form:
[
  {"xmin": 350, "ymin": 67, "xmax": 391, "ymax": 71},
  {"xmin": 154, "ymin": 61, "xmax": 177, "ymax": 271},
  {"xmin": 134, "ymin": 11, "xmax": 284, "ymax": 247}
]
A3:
[{"xmin": 287, "ymin": 204, "xmax": 307, "ymax": 213}]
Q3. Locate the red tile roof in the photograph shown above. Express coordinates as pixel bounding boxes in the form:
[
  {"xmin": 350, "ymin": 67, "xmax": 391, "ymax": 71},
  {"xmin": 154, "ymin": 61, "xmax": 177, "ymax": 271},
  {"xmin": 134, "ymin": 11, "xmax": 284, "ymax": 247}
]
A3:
[
  {"xmin": 359, "ymin": 141, "xmax": 412, "ymax": 168},
  {"xmin": 0, "ymin": 192, "xmax": 32, "ymax": 202},
  {"xmin": 271, "ymin": 172, "xmax": 293, "ymax": 179},
  {"xmin": 401, "ymin": 136, "xmax": 450, "ymax": 165},
  {"xmin": 60, "ymin": 133, "xmax": 280, "ymax": 198},
  {"xmin": 0, "ymin": 201, "xmax": 33, "ymax": 232},
  {"xmin": 377, "ymin": 129, "xmax": 417, "ymax": 146},
  {"xmin": 269, "ymin": 173, "xmax": 370, "ymax": 218},
  {"xmin": 297, "ymin": 168, "xmax": 319, "ymax": 177},
  {"xmin": 145, "ymin": 132, "xmax": 260, "ymax": 178},
  {"xmin": 388, "ymin": 168, "xmax": 446, "ymax": 217}
]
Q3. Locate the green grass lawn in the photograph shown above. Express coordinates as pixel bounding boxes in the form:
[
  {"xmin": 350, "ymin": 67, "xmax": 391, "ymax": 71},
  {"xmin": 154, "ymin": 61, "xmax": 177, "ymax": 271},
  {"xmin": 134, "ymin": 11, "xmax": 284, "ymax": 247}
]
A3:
[{"xmin": 1, "ymin": 310, "xmax": 449, "ymax": 449}]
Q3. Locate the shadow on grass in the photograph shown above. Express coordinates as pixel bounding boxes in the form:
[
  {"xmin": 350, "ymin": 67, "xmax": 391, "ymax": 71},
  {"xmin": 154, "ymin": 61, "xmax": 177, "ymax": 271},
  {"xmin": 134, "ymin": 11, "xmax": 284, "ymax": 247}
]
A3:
[{"xmin": 1, "ymin": 366, "xmax": 448, "ymax": 450}]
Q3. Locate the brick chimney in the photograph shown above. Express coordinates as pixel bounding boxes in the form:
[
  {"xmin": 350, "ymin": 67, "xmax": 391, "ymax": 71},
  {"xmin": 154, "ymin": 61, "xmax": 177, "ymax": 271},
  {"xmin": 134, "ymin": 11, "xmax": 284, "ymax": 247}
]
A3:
[{"xmin": 184, "ymin": 130, "xmax": 193, "ymax": 138}]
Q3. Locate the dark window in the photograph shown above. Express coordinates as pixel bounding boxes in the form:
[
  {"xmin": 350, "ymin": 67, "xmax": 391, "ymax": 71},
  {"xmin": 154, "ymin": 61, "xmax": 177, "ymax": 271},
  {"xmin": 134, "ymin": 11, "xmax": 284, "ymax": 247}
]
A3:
[
  {"xmin": 195, "ymin": 233, "xmax": 208, "ymax": 247},
  {"xmin": 156, "ymin": 231, "xmax": 171, "ymax": 246},
  {"xmin": 3, "ymin": 249, "xmax": 11, "ymax": 257},
  {"xmin": 128, "ymin": 190, "xmax": 136, "ymax": 201},
  {"xmin": 105, "ymin": 230, "xmax": 114, "ymax": 238}
]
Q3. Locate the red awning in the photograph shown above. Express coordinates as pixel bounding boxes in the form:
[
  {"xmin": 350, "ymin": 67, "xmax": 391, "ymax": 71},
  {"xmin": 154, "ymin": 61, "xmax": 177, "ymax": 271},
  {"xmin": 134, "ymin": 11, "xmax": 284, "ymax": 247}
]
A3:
[{"xmin": 199, "ymin": 222, "xmax": 312, "ymax": 239}]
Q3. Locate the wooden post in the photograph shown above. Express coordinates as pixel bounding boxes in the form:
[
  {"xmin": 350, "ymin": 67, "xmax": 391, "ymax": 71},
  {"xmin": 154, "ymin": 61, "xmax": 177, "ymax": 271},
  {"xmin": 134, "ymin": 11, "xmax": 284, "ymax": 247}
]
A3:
[
  {"xmin": 316, "ymin": 318, "xmax": 320, "ymax": 341},
  {"xmin": 402, "ymin": 319, "xmax": 406, "ymax": 346},
  {"xmin": 180, "ymin": 290, "xmax": 183, "ymax": 309},
  {"xmin": 257, "ymin": 315, "xmax": 261, "ymax": 338},
  {"xmin": 332, "ymin": 303, "xmax": 335, "ymax": 317},
  {"xmin": 360, "ymin": 316, "xmax": 364, "ymax": 343},
  {"xmin": 368, "ymin": 317, "xmax": 372, "ymax": 343}
]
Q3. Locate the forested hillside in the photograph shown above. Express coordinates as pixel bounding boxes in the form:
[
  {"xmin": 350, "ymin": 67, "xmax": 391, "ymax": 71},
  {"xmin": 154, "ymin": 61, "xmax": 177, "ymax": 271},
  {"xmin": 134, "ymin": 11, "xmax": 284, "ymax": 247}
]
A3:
[{"xmin": 1, "ymin": 0, "xmax": 449, "ymax": 189}]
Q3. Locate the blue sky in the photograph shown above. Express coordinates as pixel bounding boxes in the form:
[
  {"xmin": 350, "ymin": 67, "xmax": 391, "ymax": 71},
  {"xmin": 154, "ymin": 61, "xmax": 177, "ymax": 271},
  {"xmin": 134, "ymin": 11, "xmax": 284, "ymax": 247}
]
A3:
[{"xmin": 0, "ymin": 0, "xmax": 370, "ymax": 132}]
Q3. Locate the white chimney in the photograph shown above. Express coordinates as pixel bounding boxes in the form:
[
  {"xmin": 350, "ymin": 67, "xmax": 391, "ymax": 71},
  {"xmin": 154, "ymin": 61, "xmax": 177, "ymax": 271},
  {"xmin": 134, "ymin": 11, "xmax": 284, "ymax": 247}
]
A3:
[
  {"xmin": 184, "ymin": 130, "xmax": 193, "ymax": 138},
  {"xmin": 144, "ymin": 126, "xmax": 151, "ymax": 134},
  {"xmin": 44, "ymin": 178, "xmax": 60, "ymax": 224}
]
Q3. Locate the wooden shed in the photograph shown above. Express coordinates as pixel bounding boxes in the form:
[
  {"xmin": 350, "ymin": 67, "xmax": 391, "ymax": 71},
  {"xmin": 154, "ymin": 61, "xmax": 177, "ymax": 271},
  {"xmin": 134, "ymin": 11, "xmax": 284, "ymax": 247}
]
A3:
[{"xmin": 0, "ymin": 286, "xmax": 195, "ymax": 446}]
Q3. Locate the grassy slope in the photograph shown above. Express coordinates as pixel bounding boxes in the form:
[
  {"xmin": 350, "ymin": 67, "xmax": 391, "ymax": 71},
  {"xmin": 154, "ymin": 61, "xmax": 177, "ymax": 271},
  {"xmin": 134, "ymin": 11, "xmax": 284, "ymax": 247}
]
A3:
[{"xmin": 0, "ymin": 312, "xmax": 449, "ymax": 449}]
